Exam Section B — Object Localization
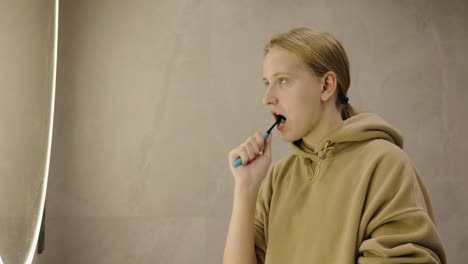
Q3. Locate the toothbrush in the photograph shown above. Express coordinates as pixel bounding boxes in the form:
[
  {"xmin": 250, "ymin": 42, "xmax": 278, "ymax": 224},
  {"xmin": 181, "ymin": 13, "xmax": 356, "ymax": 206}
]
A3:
[{"xmin": 232, "ymin": 116, "xmax": 286, "ymax": 168}]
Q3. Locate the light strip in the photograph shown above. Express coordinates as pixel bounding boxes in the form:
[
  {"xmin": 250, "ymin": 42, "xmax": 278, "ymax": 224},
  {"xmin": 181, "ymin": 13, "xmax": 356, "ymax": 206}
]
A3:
[{"xmin": 25, "ymin": 0, "xmax": 59, "ymax": 263}]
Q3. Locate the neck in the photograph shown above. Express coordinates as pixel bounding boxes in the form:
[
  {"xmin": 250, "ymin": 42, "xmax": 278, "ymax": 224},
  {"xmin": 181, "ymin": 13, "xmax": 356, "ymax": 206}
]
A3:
[{"xmin": 302, "ymin": 106, "xmax": 343, "ymax": 150}]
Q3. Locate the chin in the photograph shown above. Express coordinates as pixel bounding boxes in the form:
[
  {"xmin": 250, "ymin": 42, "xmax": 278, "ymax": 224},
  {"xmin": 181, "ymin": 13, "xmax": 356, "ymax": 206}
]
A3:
[{"xmin": 279, "ymin": 131, "xmax": 301, "ymax": 143}]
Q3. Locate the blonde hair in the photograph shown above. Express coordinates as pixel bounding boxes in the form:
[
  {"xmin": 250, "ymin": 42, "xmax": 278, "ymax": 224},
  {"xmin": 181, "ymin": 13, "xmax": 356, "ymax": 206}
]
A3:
[{"xmin": 264, "ymin": 27, "xmax": 359, "ymax": 120}]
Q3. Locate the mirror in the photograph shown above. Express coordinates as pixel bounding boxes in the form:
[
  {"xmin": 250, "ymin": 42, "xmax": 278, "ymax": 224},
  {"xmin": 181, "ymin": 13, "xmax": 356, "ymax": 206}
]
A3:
[{"xmin": 0, "ymin": 0, "xmax": 58, "ymax": 263}]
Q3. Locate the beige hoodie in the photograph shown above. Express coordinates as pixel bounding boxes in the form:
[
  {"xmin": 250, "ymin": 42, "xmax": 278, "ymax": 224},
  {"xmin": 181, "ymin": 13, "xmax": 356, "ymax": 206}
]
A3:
[{"xmin": 254, "ymin": 112, "xmax": 446, "ymax": 264}]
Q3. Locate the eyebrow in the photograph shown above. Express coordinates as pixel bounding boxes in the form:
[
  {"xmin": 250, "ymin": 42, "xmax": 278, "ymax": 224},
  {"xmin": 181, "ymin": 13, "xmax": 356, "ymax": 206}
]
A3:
[{"xmin": 262, "ymin": 72, "xmax": 293, "ymax": 82}]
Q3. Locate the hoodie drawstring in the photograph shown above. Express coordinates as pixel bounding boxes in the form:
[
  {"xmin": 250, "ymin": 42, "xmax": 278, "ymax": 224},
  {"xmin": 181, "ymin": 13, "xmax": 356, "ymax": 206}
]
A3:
[{"xmin": 311, "ymin": 140, "xmax": 335, "ymax": 182}]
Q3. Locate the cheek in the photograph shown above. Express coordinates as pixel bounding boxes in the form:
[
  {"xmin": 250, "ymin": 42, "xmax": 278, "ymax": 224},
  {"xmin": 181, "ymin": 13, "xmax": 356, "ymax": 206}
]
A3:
[
  {"xmin": 289, "ymin": 95, "xmax": 320, "ymax": 125},
  {"xmin": 294, "ymin": 89, "xmax": 319, "ymax": 111},
  {"xmin": 285, "ymin": 84, "xmax": 320, "ymax": 121}
]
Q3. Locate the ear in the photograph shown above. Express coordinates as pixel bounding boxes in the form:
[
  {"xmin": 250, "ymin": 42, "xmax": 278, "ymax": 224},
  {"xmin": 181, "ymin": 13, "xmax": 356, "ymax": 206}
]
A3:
[{"xmin": 320, "ymin": 71, "xmax": 337, "ymax": 102}]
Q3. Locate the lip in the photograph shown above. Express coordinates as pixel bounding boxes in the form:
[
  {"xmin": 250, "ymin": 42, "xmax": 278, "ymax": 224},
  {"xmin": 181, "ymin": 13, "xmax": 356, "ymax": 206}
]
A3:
[
  {"xmin": 270, "ymin": 110, "xmax": 282, "ymax": 122},
  {"xmin": 277, "ymin": 122, "xmax": 285, "ymax": 131}
]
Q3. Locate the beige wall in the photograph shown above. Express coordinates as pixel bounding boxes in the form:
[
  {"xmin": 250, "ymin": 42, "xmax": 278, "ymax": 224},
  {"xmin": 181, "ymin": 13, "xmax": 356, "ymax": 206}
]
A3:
[{"xmin": 32, "ymin": 0, "xmax": 468, "ymax": 263}]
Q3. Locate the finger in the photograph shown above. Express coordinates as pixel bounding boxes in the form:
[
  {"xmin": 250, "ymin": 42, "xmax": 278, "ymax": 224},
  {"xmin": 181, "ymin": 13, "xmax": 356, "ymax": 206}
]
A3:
[
  {"xmin": 248, "ymin": 136, "xmax": 260, "ymax": 154},
  {"xmin": 239, "ymin": 145, "xmax": 250, "ymax": 165},
  {"xmin": 243, "ymin": 142, "xmax": 255, "ymax": 164},
  {"xmin": 228, "ymin": 149, "xmax": 241, "ymax": 165},
  {"xmin": 254, "ymin": 131, "xmax": 265, "ymax": 153}
]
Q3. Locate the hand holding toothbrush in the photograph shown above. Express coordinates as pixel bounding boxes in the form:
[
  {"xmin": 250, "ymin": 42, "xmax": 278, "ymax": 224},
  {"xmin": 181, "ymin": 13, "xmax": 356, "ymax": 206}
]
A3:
[{"xmin": 228, "ymin": 117, "xmax": 285, "ymax": 188}]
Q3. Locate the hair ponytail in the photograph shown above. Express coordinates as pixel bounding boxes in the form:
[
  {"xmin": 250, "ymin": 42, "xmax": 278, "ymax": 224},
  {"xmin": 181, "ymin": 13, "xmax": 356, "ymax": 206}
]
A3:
[{"xmin": 341, "ymin": 103, "xmax": 359, "ymax": 120}]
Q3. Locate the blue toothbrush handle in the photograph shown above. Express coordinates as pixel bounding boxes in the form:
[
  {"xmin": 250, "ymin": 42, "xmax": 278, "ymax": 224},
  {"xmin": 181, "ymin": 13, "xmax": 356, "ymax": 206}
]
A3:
[{"xmin": 232, "ymin": 132, "xmax": 269, "ymax": 167}]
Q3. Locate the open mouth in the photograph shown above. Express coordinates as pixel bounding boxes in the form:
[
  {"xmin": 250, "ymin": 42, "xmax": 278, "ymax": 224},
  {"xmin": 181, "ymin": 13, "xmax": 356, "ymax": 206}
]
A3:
[
  {"xmin": 272, "ymin": 112, "xmax": 287, "ymax": 124},
  {"xmin": 276, "ymin": 114, "xmax": 286, "ymax": 124}
]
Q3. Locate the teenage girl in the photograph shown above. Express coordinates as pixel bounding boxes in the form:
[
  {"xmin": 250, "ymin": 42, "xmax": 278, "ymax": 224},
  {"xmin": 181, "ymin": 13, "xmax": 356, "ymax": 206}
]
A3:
[{"xmin": 223, "ymin": 27, "xmax": 446, "ymax": 264}]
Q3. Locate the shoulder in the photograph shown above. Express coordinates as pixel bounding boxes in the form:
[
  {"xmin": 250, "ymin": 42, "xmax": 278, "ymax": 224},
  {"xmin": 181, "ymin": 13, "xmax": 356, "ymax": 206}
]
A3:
[
  {"xmin": 267, "ymin": 153, "xmax": 301, "ymax": 185},
  {"xmin": 362, "ymin": 140, "xmax": 420, "ymax": 190},
  {"xmin": 272, "ymin": 153, "xmax": 300, "ymax": 172},
  {"xmin": 362, "ymin": 139, "xmax": 413, "ymax": 166},
  {"xmin": 273, "ymin": 153, "xmax": 298, "ymax": 168}
]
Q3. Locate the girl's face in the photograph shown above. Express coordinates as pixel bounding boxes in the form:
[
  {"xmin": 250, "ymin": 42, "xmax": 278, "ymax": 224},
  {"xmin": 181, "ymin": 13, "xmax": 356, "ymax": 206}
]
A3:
[{"xmin": 262, "ymin": 46, "xmax": 325, "ymax": 142}]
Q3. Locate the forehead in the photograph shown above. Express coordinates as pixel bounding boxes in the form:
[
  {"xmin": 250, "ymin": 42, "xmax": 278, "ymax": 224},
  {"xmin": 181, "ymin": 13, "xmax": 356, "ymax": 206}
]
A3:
[{"xmin": 262, "ymin": 47, "xmax": 306, "ymax": 78}]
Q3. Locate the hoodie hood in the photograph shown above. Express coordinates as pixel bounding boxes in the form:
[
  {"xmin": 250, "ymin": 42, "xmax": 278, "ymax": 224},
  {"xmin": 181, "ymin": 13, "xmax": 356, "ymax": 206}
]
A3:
[{"xmin": 290, "ymin": 112, "xmax": 404, "ymax": 161}]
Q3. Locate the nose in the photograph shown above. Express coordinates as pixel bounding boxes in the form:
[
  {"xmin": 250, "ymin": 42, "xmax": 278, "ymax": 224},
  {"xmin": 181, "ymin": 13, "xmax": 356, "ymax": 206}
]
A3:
[
  {"xmin": 262, "ymin": 95, "xmax": 277, "ymax": 105},
  {"xmin": 262, "ymin": 88, "xmax": 278, "ymax": 105}
]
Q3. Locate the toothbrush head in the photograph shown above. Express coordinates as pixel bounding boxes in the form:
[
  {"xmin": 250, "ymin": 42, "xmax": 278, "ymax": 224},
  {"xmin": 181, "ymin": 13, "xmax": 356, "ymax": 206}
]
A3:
[
  {"xmin": 277, "ymin": 114, "xmax": 286, "ymax": 124},
  {"xmin": 266, "ymin": 114, "xmax": 286, "ymax": 135}
]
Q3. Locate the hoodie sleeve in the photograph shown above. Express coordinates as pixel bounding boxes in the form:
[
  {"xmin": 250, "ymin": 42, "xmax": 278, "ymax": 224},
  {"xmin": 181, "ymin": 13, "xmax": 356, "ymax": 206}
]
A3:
[
  {"xmin": 357, "ymin": 146, "xmax": 447, "ymax": 264},
  {"xmin": 254, "ymin": 165, "xmax": 276, "ymax": 264}
]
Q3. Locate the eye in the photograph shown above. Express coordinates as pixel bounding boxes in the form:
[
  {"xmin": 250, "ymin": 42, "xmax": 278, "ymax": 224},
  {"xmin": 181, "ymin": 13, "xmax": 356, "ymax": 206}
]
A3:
[
  {"xmin": 279, "ymin": 78, "xmax": 287, "ymax": 84},
  {"xmin": 263, "ymin": 82, "xmax": 269, "ymax": 87}
]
